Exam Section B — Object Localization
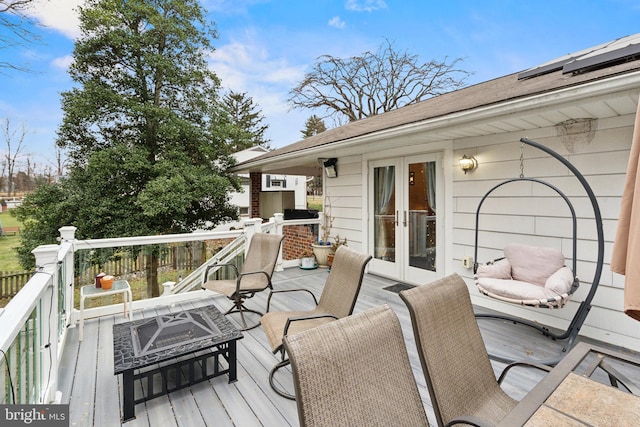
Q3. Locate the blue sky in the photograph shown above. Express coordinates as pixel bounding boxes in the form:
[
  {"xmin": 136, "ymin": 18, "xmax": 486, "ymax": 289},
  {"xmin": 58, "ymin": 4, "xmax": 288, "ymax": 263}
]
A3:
[{"xmin": 2, "ymin": 0, "xmax": 640, "ymax": 172}]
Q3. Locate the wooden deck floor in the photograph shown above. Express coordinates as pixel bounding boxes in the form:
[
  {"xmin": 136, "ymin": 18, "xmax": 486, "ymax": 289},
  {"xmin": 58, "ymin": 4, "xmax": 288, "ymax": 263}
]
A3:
[{"xmin": 58, "ymin": 267, "xmax": 639, "ymax": 427}]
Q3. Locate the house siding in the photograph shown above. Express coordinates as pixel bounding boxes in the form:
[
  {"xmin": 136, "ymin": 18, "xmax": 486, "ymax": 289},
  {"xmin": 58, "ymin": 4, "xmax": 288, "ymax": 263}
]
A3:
[{"xmin": 323, "ymin": 155, "xmax": 365, "ymax": 251}]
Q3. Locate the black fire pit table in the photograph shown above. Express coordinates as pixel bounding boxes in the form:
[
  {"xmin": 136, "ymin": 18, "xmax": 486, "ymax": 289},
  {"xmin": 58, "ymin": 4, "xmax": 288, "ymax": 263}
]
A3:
[{"xmin": 113, "ymin": 304, "xmax": 243, "ymax": 422}]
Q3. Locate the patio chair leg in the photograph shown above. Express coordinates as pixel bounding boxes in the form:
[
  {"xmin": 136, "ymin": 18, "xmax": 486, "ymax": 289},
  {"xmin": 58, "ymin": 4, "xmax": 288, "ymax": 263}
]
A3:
[
  {"xmin": 224, "ymin": 300, "xmax": 263, "ymax": 331},
  {"xmin": 269, "ymin": 358, "xmax": 296, "ymax": 400}
]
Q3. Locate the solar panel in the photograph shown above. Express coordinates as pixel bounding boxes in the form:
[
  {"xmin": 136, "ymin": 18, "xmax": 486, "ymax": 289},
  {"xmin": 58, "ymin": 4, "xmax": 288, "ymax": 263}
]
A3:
[
  {"xmin": 563, "ymin": 34, "xmax": 640, "ymax": 74},
  {"xmin": 517, "ymin": 33, "xmax": 640, "ymax": 80}
]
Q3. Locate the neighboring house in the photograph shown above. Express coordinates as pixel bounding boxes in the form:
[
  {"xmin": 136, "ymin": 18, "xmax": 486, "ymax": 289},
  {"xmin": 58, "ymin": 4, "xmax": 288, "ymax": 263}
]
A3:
[
  {"xmin": 232, "ymin": 34, "xmax": 640, "ymax": 352},
  {"xmin": 4, "ymin": 198, "xmax": 22, "ymax": 209},
  {"xmin": 229, "ymin": 146, "xmax": 308, "ymax": 219}
]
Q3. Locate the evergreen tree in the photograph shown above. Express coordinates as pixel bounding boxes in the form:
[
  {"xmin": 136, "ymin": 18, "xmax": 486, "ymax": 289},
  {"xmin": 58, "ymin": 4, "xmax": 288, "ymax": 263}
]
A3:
[
  {"xmin": 222, "ymin": 91, "xmax": 270, "ymax": 151},
  {"xmin": 301, "ymin": 114, "xmax": 327, "ymax": 138},
  {"xmin": 14, "ymin": 0, "xmax": 239, "ymax": 296}
]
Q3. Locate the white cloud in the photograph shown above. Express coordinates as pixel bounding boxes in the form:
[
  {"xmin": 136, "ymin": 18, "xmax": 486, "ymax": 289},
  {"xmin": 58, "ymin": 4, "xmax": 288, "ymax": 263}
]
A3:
[
  {"xmin": 328, "ymin": 16, "xmax": 346, "ymax": 29},
  {"xmin": 27, "ymin": 0, "xmax": 83, "ymax": 39},
  {"xmin": 208, "ymin": 38, "xmax": 311, "ymax": 146},
  {"xmin": 345, "ymin": 0, "xmax": 387, "ymax": 12},
  {"xmin": 264, "ymin": 65, "xmax": 304, "ymax": 85},
  {"xmin": 52, "ymin": 55, "xmax": 74, "ymax": 70},
  {"xmin": 203, "ymin": 0, "xmax": 268, "ymax": 14},
  {"xmin": 209, "ymin": 38, "xmax": 305, "ymax": 95}
]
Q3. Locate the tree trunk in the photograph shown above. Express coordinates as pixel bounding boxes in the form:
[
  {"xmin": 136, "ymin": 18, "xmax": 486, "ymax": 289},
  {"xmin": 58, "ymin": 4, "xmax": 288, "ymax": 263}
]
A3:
[{"xmin": 146, "ymin": 252, "xmax": 160, "ymax": 298}]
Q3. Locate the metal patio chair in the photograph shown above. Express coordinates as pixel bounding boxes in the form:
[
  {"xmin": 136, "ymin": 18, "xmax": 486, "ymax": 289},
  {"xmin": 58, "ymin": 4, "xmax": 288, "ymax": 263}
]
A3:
[
  {"xmin": 400, "ymin": 273, "xmax": 551, "ymax": 427},
  {"xmin": 260, "ymin": 245, "xmax": 372, "ymax": 399},
  {"xmin": 202, "ymin": 232, "xmax": 284, "ymax": 330},
  {"xmin": 284, "ymin": 304, "xmax": 430, "ymax": 427}
]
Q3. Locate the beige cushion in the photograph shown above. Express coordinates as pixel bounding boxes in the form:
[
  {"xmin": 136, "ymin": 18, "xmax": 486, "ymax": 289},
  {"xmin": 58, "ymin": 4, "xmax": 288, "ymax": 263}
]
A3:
[
  {"xmin": 504, "ymin": 244, "xmax": 565, "ymax": 286},
  {"xmin": 476, "ymin": 258, "xmax": 512, "ymax": 279},
  {"xmin": 544, "ymin": 266, "xmax": 574, "ymax": 295},
  {"xmin": 477, "ymin": 277, "xmax": 563, "ymax": 301}
]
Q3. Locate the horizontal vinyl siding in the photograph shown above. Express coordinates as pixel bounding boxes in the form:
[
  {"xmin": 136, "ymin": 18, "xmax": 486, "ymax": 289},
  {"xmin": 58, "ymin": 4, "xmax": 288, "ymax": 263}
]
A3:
[
  {"xmin": 324, "ymin": 155, "xmax": 364, "ymax": 252},
  {"xmin": 453, "ymin": 114, "xmax": 638, "ymax": 352}
]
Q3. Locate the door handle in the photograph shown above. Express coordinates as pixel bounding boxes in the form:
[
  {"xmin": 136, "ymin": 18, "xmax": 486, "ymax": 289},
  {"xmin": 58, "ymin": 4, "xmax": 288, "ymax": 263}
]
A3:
[
  {"xmin": 403, "ymin": 210, "xmax": 407, "ymax": 227},
  {"xmin": 395, "ymin": 210, "xmax": 399, "ymax": 226}
]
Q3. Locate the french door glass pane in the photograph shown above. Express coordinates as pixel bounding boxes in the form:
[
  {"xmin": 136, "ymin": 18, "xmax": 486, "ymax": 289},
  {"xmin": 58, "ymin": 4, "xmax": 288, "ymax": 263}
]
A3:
[
  {"xmin": 373, "ymin": 166, "xmax": 396, "ymax": 262},
  {"xmin": 408, "ymin": 162, "xmax": 436, "ymax": 272}
]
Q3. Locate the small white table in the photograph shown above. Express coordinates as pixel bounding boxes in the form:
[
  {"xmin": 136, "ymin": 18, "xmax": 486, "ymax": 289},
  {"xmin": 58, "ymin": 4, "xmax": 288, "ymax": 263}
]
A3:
[{"xmin": 80, "ymin": 280, "xmax": 133, "ymax": 341}]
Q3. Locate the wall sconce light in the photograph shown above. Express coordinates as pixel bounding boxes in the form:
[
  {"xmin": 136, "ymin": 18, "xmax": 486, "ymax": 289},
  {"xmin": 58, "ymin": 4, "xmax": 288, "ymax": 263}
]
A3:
[
  {"xmin": 459, "ymin": 155, "xmax": 477, "ymax": 174},
  {"xmin": 323, "ymin": 158, "xmax": 338, "ymax": 178}
]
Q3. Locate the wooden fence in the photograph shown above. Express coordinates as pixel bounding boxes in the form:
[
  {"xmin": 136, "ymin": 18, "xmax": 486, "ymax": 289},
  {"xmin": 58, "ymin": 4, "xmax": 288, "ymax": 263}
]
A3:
[
  {"xmin": 73, "ymin": 241, "xmax": 230, "ymax": 286},
  {"xmin": 0, "ymin": 239, "xmax": 234, "ymax": 305},
  {"xmin": 0, "ymin": 271, "xmax": 34, "ymax": 299}
]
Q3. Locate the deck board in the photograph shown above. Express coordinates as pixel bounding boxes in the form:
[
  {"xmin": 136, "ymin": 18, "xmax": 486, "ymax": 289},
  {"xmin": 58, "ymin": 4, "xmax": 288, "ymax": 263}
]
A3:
[
  {"xmin": 70, "ymin": 313, "xmax": 100, "ymax": 426},
  {"xmin": 61, "ymin": 268, "xmax": 640, "ymax": 426},
  {"xmin": 94, "ymin": 315, "xmax": 121, "ymax": 427}
]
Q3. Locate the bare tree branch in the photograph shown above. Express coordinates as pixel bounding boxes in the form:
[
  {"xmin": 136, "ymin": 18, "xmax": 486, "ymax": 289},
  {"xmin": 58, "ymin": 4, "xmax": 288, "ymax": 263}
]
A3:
[
  {"xmin": 2, "ymin": 118, "xmax": 27, "ymax": 196},
  {"xmin": 0, "ymin": 0, "xmax": 35, "ymax": 14},
  {"xmin": 289, "ymin": 39, "xmax": 473, "ymax": 123},
  {"xmin": 0, "ymin": 0, "xmax": 46, "ymax": 72}
]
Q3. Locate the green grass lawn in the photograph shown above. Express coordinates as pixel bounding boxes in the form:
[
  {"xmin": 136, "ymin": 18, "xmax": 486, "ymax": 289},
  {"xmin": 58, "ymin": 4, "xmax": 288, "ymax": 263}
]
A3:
[
  {"xmin": 0, "ymin": 211, "xmax": 23, "ymax": 271},
  {"xmin": 307, "ymin": 195, "xmax": 323, "ymax": 211}
]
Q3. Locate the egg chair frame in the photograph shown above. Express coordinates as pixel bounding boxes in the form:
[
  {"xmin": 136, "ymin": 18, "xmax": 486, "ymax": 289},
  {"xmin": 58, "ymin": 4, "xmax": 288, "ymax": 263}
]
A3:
[{"xmin": 473, "ymin": 137, "xmax": 604, "ymax": 365}]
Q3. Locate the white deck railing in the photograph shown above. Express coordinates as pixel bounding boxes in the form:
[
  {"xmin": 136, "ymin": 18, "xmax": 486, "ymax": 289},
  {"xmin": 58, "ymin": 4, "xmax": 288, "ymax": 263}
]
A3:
[
  {"xmin": 0, "ymin": 241, "xmax": 73, "ymax": 405},
  {"xmin": 0, "ymin": 213, "xmax": 321, "ymax": 405}
]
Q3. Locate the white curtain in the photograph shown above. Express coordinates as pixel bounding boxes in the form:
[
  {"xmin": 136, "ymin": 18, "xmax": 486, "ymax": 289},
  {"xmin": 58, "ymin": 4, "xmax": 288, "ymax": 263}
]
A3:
[
  {"xmin": 426, "ymin": 162, "xmax": 436, "ymax": 212},
  {"xmin": 375, "ymin": 167, "xmax": 395, "ymax": 214},
  {"xmin": 374, "ymin": 166, "xmax": 395, "ymax": 260}
]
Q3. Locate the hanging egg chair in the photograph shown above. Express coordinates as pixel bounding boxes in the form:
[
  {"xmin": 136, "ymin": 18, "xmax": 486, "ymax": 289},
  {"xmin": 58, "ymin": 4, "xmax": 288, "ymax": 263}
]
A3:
[{"xmin": 473, "ymin": 138, "xmax": 604, "ymax": 365}]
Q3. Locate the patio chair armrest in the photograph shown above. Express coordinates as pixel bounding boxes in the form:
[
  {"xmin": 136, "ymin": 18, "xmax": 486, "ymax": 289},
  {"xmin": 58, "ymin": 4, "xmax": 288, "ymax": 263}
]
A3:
[
  {"xmin": 445, "ymin": 415, "xmax": 493, "ymax": 427},
  {"xmin": 204, "ymin": 262, "xmax": 239, "ymax": 283},
  {"xmin": 283, "ymin": 313, "xmax": 338, "ymax": 336},
  {"xmin": 235, "ymin": 270, "xmax": 272, "ymax": 293},
  {"xmin": 266, "ymin": 288, "xmax": 319, "ymax": 312},
  {"xmin": 498, "ymin": 361, "xmax": 552, "ymax": 384}
]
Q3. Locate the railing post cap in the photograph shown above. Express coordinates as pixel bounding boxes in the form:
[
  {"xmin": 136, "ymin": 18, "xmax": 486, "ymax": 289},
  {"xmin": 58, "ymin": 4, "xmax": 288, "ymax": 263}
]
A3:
[
  {"xmin": 244, "ymin": 218, "xmax": 262, "ymax": 227},
  {"xmin": 32, "ymin": 244, "xmax": 59, "ymax": 267},
  {"xmin": 59, "ymin": 226, "xmax": 77, "ymax": 241}
]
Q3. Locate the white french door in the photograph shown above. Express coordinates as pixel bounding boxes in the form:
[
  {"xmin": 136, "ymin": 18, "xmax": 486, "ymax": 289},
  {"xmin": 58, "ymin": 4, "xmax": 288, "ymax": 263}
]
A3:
[{"xmin": 368, "ymin": 153, "xmax": 443, "ymax": 283}]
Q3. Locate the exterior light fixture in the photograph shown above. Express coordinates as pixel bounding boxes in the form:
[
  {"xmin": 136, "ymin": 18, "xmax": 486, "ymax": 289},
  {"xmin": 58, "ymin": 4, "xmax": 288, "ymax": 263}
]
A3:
[
  {"xmin": 323, "ymin": 158, "xmax": 338, "ymax": 178},
  {"xmin": 459, "ymin": 155, "xmax": 477, "ymax": 174}
]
